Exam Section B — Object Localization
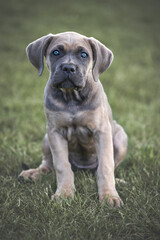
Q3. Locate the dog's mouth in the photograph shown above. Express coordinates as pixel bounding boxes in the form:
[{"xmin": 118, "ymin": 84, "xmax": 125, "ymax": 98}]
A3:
[{"xmin": 53, "ymin": 78, "xmax": 83, "ymax": 91}]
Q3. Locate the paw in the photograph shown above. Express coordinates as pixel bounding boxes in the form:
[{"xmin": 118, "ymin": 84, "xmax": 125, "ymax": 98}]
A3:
[
  {"xmin": 18, "ymin": 169, "xmax": 40, "ymax": 182},
  {"xmin": 99, "ymin": 191, "xmax": 124, "ymax": 208},
  {"xmin": 51, "ymin": 187, "xmax": 75, "ymax": 201},
  {"xmin": 18, "ymin": 166, "xmax": 51, "ymax": 182}
]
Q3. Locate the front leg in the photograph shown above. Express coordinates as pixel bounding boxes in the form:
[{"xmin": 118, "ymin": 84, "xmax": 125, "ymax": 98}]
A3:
[
  {"xmin": 48, "ymin": 128, "xmax": 75, "ymax": 200},
  {"xmin": 95, "ymin": 121, "xmax": 123, "ymax": 207}
]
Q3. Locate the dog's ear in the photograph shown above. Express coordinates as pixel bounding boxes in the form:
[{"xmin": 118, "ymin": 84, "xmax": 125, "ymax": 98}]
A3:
[
  {"xmin": 88, "ymin": 37, "xmax": 114, "ymax": 81},
  {"xmin": 26, "ymin": 34, "xmax": 53, "ymax": 76}
]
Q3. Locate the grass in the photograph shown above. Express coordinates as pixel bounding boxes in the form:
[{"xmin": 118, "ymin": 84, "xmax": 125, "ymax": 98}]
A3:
[{"xmin": 0, "ymin": 0, "xmax": 160, "ymax": 239}]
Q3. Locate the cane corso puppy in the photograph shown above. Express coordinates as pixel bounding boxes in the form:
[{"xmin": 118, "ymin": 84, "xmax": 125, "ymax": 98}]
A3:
[{"xmin": 19, "ymin": 32, "xmax": 128, "ymax": 207}]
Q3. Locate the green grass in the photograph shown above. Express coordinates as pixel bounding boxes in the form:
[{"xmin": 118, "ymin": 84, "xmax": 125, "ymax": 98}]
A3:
[{"xmin": 0, "ymin": 0, "xmax": 160, "ymax": 239}]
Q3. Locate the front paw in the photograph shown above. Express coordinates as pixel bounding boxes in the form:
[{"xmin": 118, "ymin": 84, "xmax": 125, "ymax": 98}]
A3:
[
  {"xmin": 99, "ymin": 190, "xmax": 124, "ymax": 208},
  {"xmin": 51, "ymin": 187, "xmax": 75, "ymax": 201}
]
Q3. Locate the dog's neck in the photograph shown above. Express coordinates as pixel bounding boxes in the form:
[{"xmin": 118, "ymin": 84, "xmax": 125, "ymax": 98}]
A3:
[
  {"xmin": 60, "ymin": 88, "xmax": 83, "ymax": 103},
  {"xmin": 45, "ymin": 77, "xmax": 102, "ymax": 112},
  {"xmin": 59, "ymin": 77, "xmax": 100, "ymax": 106}
]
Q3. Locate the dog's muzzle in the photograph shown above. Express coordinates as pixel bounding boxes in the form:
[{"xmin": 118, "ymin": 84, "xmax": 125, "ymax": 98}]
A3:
[
  {"xmin": 56, "ymin": 78, "xmax": 79, "ymax": 90},
  {"xmin": 53, "ymin": 64, "xmax": 83, "ymax": 90}
]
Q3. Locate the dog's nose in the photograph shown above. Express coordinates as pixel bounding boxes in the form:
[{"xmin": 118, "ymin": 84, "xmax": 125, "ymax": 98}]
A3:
[{"xmin": 62, "ymin": 64, "xmax": 76, "ymax": 74}]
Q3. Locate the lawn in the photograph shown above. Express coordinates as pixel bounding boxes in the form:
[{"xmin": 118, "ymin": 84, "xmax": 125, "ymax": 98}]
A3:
[{"xmin": 0, "ymin": 0, "xmax": 160, "ymax": 239}]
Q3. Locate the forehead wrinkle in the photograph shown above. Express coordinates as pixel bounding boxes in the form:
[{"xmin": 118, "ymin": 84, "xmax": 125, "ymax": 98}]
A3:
[
  {"xmin": 48, "ymin": 34, "xmax": 92, "ymax": 54},
  {"xmin": 55, "ymin": 42, "xmax": 86, "ymax": 52}
]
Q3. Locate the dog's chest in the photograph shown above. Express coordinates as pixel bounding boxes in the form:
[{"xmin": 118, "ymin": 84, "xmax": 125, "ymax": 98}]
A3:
[
  {"xmin": 45, "ymin": 108, "xmax": 97, "ymax": 146},
  {"xmin": 60, "ymin": 125, "xmax": 93, "ymax": 145}
]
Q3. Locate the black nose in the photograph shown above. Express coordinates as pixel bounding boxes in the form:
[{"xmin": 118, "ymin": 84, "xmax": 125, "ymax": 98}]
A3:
[{"xmin": 62, "ymin": 64, "xmax": 76, "ymax": 74}]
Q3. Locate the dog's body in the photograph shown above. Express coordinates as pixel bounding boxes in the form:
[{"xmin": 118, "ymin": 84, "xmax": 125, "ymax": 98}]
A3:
[{"xmin": 19, "ymin": 32, "xmax": 128, "ymax": 207}]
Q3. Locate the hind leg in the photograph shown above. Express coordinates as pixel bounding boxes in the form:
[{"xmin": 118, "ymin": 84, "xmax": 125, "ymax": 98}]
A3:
[
  {"xmin": 113, "ymin": 121, "xmax": 128, "ymax": 169},
  {"xmin": 19, "ymin": 134, "xmax": 54, "ymax": 181}
]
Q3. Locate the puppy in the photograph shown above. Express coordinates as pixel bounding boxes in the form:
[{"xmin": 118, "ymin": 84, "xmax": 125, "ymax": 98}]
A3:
[{"xmin": 19, "ymin": 32, "xmax": 128, "ymax": 207}]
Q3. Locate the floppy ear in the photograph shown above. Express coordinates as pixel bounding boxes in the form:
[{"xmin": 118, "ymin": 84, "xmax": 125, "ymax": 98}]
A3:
[
  {"xmin": 26, "ymin": 34, "xmax": 53, "ymax": 76},
  {"xmin": 88, "ymin": 37, "xmax": 114, "ymax": 81}
]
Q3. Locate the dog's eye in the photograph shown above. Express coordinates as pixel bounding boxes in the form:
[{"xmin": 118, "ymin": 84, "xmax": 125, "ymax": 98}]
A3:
[
  {"xmin": 81, "ymin": 52, "xmax": 88, "ymax": 58},
  {"xmin": 53, "ymin": 50, "xmax": 60, "ymax": 56}
]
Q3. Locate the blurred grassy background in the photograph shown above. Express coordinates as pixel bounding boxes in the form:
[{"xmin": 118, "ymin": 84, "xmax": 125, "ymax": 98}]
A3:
[{"xmin": 0, "ymin": 0, "xmax": 160, "ymax": 239}]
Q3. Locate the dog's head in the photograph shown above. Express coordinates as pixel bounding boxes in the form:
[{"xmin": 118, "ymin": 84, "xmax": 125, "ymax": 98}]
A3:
[{"xmin": 26, "ymin": 32, "xmax": 113, "ymax": 90}]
